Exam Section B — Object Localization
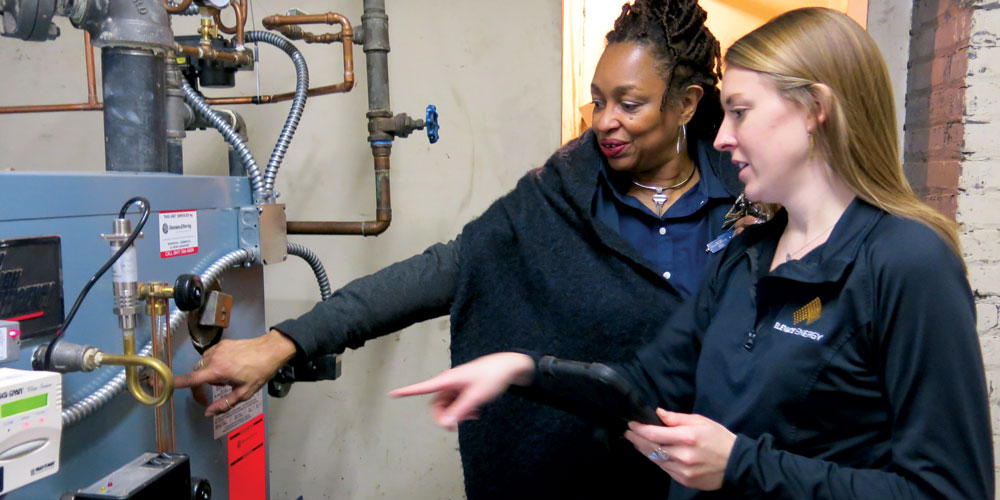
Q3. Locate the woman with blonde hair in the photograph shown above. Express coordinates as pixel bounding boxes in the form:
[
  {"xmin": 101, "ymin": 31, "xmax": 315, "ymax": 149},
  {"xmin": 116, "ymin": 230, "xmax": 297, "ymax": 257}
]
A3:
[{"xmin": 392, "ymin": 7, "xmax": 994, "ymax": 499}]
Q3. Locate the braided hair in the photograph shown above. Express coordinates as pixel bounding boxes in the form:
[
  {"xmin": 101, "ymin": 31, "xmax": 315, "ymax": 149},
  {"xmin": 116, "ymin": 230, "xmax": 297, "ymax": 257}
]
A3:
[{"xmin": 606, "ymin": 0, "xmax": 723, "ymax": 145}]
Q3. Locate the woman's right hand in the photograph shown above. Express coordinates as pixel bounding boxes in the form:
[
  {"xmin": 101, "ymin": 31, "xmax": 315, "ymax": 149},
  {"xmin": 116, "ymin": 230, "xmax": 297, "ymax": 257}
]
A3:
[
  {"xmin": 389, "ymin": 352, "xmax": 536, "ymax": 431},
  {"xmin": 174, "ymin": 329, "xmax": 297, "ymax": 416}
]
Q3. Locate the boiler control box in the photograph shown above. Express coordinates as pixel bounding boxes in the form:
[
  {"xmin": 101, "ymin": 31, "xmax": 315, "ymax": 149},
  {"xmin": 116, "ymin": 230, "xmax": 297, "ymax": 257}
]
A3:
[{"xmin": 0, "ymin": 368, "xmax": 61, "ymax": 494}]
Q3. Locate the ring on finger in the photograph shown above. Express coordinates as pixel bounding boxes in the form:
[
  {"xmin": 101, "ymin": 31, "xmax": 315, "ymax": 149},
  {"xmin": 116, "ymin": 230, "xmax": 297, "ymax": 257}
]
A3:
[
  {"xmin": 647, "ymin": 447, "xmax": 670, "ymax": 462},
  {"xmin": 224, "ymin": 396, "xmax": 233, "ymax": 411}
]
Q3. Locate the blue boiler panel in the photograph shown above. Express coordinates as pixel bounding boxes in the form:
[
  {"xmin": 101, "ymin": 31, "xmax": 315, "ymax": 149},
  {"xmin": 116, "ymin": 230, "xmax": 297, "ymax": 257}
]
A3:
[{"xmin": 0, "ymin": 171, "xmax": 269, "ymax": 499}]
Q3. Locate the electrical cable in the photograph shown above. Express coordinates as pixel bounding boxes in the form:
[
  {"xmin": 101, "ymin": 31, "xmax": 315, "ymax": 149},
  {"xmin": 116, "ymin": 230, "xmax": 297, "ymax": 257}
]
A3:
[
  {"xmin": 43, "ymin": 197, "xmax": 151, "ymax": 370},
  {"xmin": 180, "ymin": 79, "xmax": 267, "ymax": 200},
  {"xmin": 248, "ymin": 0, "xmax": 262, "ymax": 99},
  {"xmin": 244, "ymin": 30, "xmax": 309, "ymax": 196}
]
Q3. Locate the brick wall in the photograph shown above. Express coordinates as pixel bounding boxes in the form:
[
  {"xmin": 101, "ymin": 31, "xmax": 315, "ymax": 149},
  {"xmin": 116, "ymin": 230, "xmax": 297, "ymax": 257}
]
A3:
[
  {"xmin": 903, "ymin": 0, "xmax": 971, "ymax": 219},
  {"xmin": 962, "ymin": 1, "xmax": 1000, "ymax": 485},
  {"xmin": 905, "ymin": 0, "xmax": 1000, "ymax": 487}
]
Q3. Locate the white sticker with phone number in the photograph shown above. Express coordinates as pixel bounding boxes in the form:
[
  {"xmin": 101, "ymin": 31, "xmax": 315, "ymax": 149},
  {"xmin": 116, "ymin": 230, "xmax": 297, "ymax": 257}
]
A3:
[{"xmin": 159, "ymin": 210, "xmax": 199, "ymax": 258}]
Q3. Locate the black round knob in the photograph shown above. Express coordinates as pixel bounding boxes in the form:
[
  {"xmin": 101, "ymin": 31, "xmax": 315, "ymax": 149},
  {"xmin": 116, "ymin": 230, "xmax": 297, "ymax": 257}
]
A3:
[
  {"xmin": 173, "ymin": 274, "xmax": 204, "ymax": 311},
  {"xmin": 191, "ymin": 477, "xmax": 212, "ymax": 500},
  {"xmin": 268, "ymin": 367, "xmax": 294, "ymax": 398}
]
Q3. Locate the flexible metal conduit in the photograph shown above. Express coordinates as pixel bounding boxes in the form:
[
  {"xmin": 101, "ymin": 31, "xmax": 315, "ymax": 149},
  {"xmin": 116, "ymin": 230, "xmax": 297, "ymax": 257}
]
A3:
[
  {"xmin": 180, "ymin": 79, "xmax": 267, "ymax": 201},
  {"xmin": 62, "ymin": 248, "xmax": 258, "ymax": 427},
  {"xmin": 287, "ymin": 243, "xmax": 332, "ymax": 301},
  {"xmin": 244, "ymin": 31, "xmax": 310, "ymax": 197}
]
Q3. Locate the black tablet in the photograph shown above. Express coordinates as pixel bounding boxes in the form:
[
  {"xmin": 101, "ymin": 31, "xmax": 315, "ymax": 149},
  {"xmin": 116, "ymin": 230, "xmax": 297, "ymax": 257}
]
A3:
[{"xmin": 533, "ymin": 356, "xmax": 662, "ymax": 426}]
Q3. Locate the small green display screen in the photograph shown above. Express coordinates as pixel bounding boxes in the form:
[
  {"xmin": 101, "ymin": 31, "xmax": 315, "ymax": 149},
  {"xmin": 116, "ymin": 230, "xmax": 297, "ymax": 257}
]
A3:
[{"xmin": 1, "ymin": 394, "xmax": 47, "ymax": 418}]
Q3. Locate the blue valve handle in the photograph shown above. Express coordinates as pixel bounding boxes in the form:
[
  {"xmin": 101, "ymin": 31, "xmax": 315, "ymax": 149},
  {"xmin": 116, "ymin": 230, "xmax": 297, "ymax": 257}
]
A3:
[{"xmin": 425, "ymin": 105, "xmax": 440, "ymax": 144}]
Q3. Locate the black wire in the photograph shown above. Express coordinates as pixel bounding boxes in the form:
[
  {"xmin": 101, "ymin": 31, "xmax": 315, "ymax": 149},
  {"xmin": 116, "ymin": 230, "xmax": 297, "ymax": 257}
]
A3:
[{"xmin": 43, "ymin": 197, "xmax": 151, "ymax": 370}]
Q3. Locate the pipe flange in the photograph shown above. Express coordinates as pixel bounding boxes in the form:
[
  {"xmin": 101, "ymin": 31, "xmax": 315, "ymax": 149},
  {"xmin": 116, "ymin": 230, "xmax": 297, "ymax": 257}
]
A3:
[
  {"xmin": 86, "ymin": 0, "xmax": 173, "ymax": 51},
  {"xmin": 1, "ymin": 0, "xmax": 59, "ymax": 41}
]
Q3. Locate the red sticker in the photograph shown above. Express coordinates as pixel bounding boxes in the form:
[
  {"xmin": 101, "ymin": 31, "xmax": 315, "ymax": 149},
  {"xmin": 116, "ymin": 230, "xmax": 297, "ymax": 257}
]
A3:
[{"xmin": 228, "ymin": 414, "xmax": 266, "ymax": 500}]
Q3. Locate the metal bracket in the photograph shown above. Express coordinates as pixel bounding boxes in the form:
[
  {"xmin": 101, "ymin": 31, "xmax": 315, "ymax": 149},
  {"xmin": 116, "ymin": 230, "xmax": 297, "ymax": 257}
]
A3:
[
  {"xmin": 198, "ymin": 290, "xmax": 232, "ymax": 328},
  {"xmin": 187, "ymin": 281, "xmax": 224, "ymax": 354}
]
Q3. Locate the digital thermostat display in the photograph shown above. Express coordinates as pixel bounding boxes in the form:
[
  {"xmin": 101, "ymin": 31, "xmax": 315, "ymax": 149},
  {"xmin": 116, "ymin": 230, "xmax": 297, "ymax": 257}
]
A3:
[
  {"xmin": 1, "ymin": 394, "xmax": 47, "ymax": 419},
  {"xmin": 0, "ymin": 369, "xmax": 61, "ymax": 494}
]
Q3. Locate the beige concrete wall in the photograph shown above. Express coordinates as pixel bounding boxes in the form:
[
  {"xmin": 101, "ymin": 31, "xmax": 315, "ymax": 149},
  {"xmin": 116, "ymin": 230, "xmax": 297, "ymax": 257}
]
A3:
[{"xmin": 0, "ymin": 1, "xmax": 561, "ymax": 498}]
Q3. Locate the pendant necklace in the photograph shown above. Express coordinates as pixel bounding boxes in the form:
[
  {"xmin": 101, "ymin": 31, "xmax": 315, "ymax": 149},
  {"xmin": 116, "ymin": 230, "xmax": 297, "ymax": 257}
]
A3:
[
  {"xmin": 783, "ymin": 222, "xmax": 837, "ymax": 262},
  {"xmin": 631, "ymin": 165, "xmax": 697, "ymax": 216}
]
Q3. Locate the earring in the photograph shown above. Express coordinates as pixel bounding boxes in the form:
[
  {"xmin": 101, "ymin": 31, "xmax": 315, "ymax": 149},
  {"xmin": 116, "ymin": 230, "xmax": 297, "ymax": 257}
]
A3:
[
  {"xmin": 677, "ymin": 124, "xmax": 687, "ymax": 155},
  {"xmin": 808, "ymin": 132, "xmax": 814, "ymax": 157}
]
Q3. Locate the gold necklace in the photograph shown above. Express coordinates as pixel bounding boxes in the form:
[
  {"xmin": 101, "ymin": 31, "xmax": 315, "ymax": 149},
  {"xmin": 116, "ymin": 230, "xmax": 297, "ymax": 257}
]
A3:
[
  {"xmin": 783, "ymin": 222, "xmax": 837, "ymax": 262},
  {"xmin": 631, "ymin": 166, "xmax": 697, "ymax": 216}
]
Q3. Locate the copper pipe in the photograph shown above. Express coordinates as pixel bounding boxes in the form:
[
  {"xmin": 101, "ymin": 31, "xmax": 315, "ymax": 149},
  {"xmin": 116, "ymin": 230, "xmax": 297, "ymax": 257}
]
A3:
[
  {"xmin": 262, "ymin": 12, "xmax": 353, "ymax": 45},
  {"xmin": 213, "ymin": 5, "xmax": 236, "ymax": 34},
  {"xmin": 174, "ymin": 43, "xmax": 253, "ymax": 66},
  {"xmin": 211, "ymin": 2, "xmax": 244, "ymax": 45},
  {"xmin": 233, "ymin": 2, "xmax": 245, "ymax": 46},
  {"xmin": 240, "ymin": 0, "xmax": 248, "ymax": 33},
  {"xmin": 201, "ymin": 96, "xmax": 260, "ymax": 105},
  {"xmin": 0, "ymin": 32, "xmax": 102, "ymax": 114},
  {"xmin": 164, "ymin": 0, "xmax": 193, "ymax": 14},
  {"xmin": 0, "ymin": 102, "xmax": 103, "ymax": 113},
  {"xmin": 203, "ymin": 12, "xmax": 354, "ymax": 106},
  {"xmin": 287, "ymin": 146, "xmax": 392, "ymax": 236},
  {"xmin": 273, "ymin": 24, "xmax": 343, "ymax": 44},
  {"xmin": 149, "ymin": 295, "xmax": 176, "ymax": 453},
  {"xmin": 84, "ymin": 32, "xmax": 98, "ymax": 104},
  {"xmin": 203, "ymin": 77, "xmax": 353, "ymax": 104}
]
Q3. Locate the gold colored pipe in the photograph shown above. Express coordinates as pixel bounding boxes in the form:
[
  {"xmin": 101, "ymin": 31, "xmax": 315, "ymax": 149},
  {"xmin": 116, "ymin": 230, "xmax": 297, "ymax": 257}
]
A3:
[{"xmin": 100, "ymin": 333, "xmax": 174, "ymax": 407}]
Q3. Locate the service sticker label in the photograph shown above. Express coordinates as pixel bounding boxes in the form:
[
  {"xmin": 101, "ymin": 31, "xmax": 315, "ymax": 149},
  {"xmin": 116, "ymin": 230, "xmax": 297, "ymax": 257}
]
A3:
[
  {"xmin": 212, "ymin": 386, "xmax": 264, "ymax": 440},
  {"xmin": 159, "ymin": 210, "xmax": 199, "ymax": 258}
]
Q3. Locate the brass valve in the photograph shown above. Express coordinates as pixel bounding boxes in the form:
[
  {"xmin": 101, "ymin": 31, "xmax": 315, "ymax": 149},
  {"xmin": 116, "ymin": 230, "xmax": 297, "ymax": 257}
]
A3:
[{"xmin": 200, "ymin": 17, "xmax": 218, "ymax": 44}]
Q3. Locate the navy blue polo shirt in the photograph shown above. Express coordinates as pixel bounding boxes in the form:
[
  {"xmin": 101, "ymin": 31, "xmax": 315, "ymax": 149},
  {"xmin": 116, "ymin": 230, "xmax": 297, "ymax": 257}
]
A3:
[{"xmin": 593, "ymin": 147, "xmax": 733, "ymax": 297}]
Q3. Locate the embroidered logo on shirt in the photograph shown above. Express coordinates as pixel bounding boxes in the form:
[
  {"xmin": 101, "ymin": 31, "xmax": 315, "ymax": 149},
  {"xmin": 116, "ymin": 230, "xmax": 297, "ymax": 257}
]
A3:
[
  {"xmin": 793, "ymin": 297, "xmax": 822, "ymax": 325},
  {"xmin": 772, "ymin": 321, "xmax": 825, "ymax": 341}
]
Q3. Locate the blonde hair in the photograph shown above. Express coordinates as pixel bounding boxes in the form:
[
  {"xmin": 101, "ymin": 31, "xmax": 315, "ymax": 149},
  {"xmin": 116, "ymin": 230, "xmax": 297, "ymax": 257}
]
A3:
[{"xmin": 725, "ymin": 7, "xmax": 963, "ymax": 263}]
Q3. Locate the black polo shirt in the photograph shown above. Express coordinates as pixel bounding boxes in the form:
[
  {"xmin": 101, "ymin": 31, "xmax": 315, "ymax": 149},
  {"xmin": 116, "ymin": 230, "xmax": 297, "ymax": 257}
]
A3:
[{"xmin": 619, "ymin": 199, "xmax": 993, "ymax": 499}]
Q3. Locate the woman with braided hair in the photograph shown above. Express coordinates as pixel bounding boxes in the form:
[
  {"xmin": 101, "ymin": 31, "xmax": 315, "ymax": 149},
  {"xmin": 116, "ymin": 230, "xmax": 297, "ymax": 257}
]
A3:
[
  {"xmin": 177, "ymin": 0, "xmax": 743, "ymax": 497},
  {"xmin": 394, "ymin": 7, "xmax": 994, "ymax": 500}
]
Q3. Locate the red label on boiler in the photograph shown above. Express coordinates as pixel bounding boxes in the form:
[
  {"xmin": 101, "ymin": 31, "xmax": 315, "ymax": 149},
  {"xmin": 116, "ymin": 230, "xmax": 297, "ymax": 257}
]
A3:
[{"xmin": 227, "ymin": 413, "xmax": 266, "ymax": 500}]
